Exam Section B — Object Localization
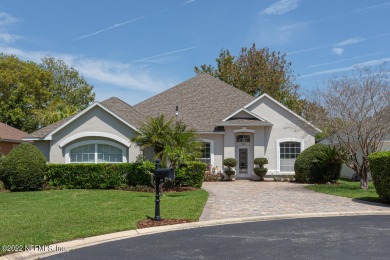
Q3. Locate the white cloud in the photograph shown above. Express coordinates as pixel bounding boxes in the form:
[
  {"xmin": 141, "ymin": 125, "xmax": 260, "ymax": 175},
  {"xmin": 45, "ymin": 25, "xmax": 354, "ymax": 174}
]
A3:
[
  {"xmin": 73, "ymin": 16, "xmax": 146, "ymax": 41},
  {"xmin": 335, "ymin": 37, "xmax": 365, "ymax": 47},
  {"xmin": 300, "ymin": 57, "xmax": 390, "ymax": 78},
  {"xmin": 0, "ymin": 12, "xmax": 18, "ymax": 26},
  {"xmin": 0, "ymin": 46, "xmax": 174, "ymax": 93},
  {"xmin": 181, "ymin": 0, "xmax": 195, "ymax": 5},
  {"xmin": 306, "ymin": 52, "xmax": 386, "ymax": 69},
  {"xmin": 277, "ymin": 22, "xmax": 308, "ymax": 31},
  {"xmin": 353, "ymin": 2, "xmax": 390, "ymax": 12},
  {"xmin": 332, "ymin": 47, "xmax": 344, "ymax": 55},
  {"xmin": 0, "ymin": 32, "xmax": 21, "ymax": 43},
  {"xmin": 132, "ymin": 47, "xmax": 195, "ymax": 64},
  {"xmin": 287, "ymin": 44, "xmax": 325, "ymax": 55},
  {"xmin": 261, "ymin": 0, "xmax": 301, "ymax": 15}
]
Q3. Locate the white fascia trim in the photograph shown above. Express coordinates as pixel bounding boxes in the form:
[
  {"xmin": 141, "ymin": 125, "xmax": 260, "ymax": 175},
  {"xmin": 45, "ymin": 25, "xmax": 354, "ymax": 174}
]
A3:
[
  {"xmin": 197, "ymin": 131, "xmax": 225, "ymax": 135},
  {"xmin": 43, "ymin": 102, "xmax": 139, "ymax": 140},
  {"xmin": 234, "ymin": 128, "xmax": 256, "ymax": 133},
  {"xmin": 64, "ymin": 139, "xmax": 127, "ymax": 164},
  {"xmin": 200, "ymin": 138, "xmax": 215, "ymax": 167},
  {"xmin": 276, "ymin": 138, "xmax": 305, "ymax": 173},
  {"xmin": 59, "ymin": 132, "xmax": 131, "ymax": 148},
  {"xmin": 222, "ymin": 108, "xmax": 267, "ymax": 122},
  {"xmin": 244, "ymin": 93, "xmax": 322, "ymax": 133},
  {"xmin": 22, "ymin": 138, "xmax": 41, "ymax": 141}
]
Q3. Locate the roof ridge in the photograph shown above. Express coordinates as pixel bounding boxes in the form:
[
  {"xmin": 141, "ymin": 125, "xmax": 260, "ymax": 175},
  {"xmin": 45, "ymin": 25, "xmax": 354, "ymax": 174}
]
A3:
[{"xmin": 100, "ymin": 96, "xmax": 146, "ymax": 117}]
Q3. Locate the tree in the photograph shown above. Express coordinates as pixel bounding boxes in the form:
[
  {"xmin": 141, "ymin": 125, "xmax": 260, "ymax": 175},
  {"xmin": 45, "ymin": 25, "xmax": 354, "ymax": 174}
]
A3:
[
  {"xmin": 131, "ymin": 116, "xmax": 201, "ymax": 168},
  {"xmin": 0, "ymin": 53, "xmax": 95, "ymax": 132},
  {"xmin": 194, "ymin": 44, "xmax": 303, "ymax": 113},
  {"xmin": 41, "ymin": 56, "xmax": 94, "ymax": 110},
  {"xmin": 307, "ymin": 66, "xmax": 390, "ymax": 190},
  {"xmin": 0, "ymin": 54, "xmax": 52, "ymax": 132}
]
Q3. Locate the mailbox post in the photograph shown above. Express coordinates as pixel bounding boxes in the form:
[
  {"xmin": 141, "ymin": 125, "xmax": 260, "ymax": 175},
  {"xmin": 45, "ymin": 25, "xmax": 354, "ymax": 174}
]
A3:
[{"xmin": 154, "ymin": 159, "xmax": 174, "ymax": 221}]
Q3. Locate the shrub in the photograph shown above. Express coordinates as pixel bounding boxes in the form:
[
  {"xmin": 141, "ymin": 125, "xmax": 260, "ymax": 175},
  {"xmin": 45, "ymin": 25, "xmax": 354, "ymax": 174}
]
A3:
[
  {"xmin": 368, "ymin": 151, "xmax": 390, "ymax": 203},
  {"xmin": 254, "ymin": 157, "xmax": 268, "ymax": 181},
  {"xmin": 204, "ymin": 171, "xmax": 221, "ymax": 182},
  {"xmin": 294, "ymin": 143, "xmax": 328, "ymax": 183},
  {"xmin": 254, "ymin": 158, "xmax": 268, "ymax": 166},
  {"xmin": 0, "ymin": 143, "xmax": 47, "ymax": 191},
  {"xmin": 223, "ymin": 158, "xmax": 237, "ymax": 168},
  {"xmin": 174, "ymin": 161, "xmax": 206, "ymax": 188},
  {"xmin": 46, "ymin": 161, "xmax": 154, "ymax": 189}
]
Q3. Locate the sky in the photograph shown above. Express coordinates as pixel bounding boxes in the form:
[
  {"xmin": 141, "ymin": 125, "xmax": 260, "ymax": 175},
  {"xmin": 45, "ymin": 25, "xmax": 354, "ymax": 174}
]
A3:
[{"xmin": 1, "ymin": 0, "xmax": 390, "ymax": 105}]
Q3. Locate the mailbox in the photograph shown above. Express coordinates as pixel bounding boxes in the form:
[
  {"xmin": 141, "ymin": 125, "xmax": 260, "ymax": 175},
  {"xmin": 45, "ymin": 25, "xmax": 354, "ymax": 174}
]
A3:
[{"xmin": 155, "ymin": 168, "xmax": 175, "ymax": 180}]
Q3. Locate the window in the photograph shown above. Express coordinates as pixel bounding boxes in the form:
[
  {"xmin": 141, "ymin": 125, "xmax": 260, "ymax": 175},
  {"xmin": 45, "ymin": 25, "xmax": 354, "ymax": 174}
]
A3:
[
  {"xmin": 236, "ymin": 135, "xmax": 250, "ymax": 143},
  {"xmin": 200, "ymin": 142, "xmax": 211, "ymax": 165},
  {"xmin": 279, "ymin": 141, "xmax": 301, "ymax": 172},
  {"xmin": 68, "ymin": 142, "xmax": 125, "ymax": 163}
]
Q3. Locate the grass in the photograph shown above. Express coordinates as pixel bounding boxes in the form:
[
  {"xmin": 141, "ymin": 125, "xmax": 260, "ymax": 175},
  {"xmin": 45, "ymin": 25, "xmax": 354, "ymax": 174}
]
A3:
[
  {"xmin": 0, "ymin": 189, "xmax": 208, "ymax": 255},
  {"xmin": 305, "ymin": 178, "xmax": 380, "ymax": 203}
]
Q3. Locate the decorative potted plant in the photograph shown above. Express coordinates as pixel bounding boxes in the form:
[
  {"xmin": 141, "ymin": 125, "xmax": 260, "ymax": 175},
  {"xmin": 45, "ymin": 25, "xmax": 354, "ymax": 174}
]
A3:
[
  {"xmin": 253, "ymin": 157, "xmax": 268, "ymax": 181},
  {"xmin": 223, "ymin": 158, "xmax": 237, "ymax": 181}
]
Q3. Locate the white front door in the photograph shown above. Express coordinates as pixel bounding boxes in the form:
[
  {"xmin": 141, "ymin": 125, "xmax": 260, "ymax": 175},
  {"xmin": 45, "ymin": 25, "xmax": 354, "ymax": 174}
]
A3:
[{"xmin": 236, "ymin": 146, "xmax": 252, "ymax": 178}]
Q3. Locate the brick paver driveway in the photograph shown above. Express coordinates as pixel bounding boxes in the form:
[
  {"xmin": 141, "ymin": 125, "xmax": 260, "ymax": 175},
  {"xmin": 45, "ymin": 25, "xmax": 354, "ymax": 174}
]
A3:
[{"xmin": 199, "ymin": 180, "xmax": 390, "ymax": 221}]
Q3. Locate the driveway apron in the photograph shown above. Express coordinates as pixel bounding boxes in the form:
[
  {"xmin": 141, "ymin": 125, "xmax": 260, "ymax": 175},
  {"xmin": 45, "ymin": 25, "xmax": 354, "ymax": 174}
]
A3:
[{"xmin": 199, "ymin": 180, "xmax": 390, "ymax": 221}]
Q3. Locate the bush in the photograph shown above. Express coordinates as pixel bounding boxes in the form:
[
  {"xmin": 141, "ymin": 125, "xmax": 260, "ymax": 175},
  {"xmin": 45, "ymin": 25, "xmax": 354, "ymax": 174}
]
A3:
[
  {"xmin": 174, "ymin": 161, "xmax": 206, "ymax": 188},
  {"xmin": 294, "ymin": 143, "xmax": 328, "ymax": 183},
  {"xmin": 46, "ymin": 161, "xmax": 154, "ymax": 189},
  {"xmin": 223, "ymin": 158, "xmax": 237, "ymax": 168},
  {"xmin": 368, "ymin": 151, "xmax": 390, "ymax": 203},
  {"xmin": 0, "ymin": 143, "xmax": 47, "ymax": 191},
  {"xmin": 254, "ymin": 158, "xmax": 268, "ymax": 166}
]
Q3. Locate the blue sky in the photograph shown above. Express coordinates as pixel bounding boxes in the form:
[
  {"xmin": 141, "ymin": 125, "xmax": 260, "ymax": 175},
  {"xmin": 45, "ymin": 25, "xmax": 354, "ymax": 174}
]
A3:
[{"xmin": 1, "ymin": 0, "xmax": 390, "ymax": 104}]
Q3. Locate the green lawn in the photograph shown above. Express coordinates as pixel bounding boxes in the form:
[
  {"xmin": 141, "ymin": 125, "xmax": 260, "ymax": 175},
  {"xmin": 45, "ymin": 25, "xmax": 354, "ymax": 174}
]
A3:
[
  {"xmin": 0, "ymin": 189, "xmax": 208, "ymax": 254},
  {"xmin": 305, "ymin": 179, "xmax": 380, "ymax": 203}
]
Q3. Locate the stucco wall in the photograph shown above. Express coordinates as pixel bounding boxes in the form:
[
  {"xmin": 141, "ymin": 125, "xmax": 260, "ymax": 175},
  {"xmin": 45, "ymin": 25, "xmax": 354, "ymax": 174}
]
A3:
[
  {"xmin": 0, "ymin": 142, "xmax": 18, "ymax": 156},
  {"xmin": 48, "ymin": 106, "xmax": 140, "ymax": 163},
  {"xmin": 247, "ymin": 96, "xmax": 316, "ymax": 174},
  {"xmin": 33, "ymin": 141, "xmax": 50, "ymax": 161},
  {"xmin": 199, "ymin": 133, "xmax": 224, "ymax": 169}
]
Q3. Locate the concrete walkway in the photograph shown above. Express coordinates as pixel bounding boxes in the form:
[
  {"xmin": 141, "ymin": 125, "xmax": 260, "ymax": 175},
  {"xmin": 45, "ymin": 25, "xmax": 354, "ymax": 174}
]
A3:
[{"xmin": 200, "ymin": 180, "xmax": 390, "ymax": 221}]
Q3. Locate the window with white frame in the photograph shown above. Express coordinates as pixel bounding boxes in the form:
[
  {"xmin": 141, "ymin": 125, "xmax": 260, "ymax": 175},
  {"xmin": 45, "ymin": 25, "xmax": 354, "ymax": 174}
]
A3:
[
  {"xmin": 67, "ymin": 141, "xmax": 125, "ymax": 163},
  {"xmin": 279, "ymin": 141, "xmax": 301, "ymax": 172},
  {"xmin": 200, "ymin": 142, "xmax": 211, "ymax": 165}
]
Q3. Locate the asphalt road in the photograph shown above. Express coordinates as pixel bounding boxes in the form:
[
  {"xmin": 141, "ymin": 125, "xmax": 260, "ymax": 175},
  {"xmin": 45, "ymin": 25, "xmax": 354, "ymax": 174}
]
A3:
[{"xmin": 46, "ymin": 215, "xmax": 390, "ymax": 260}]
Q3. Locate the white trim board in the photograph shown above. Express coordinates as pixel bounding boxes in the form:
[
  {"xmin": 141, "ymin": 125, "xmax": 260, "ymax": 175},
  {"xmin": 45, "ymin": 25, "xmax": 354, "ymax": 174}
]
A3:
[{"xmin": 59, "ymin": 132, "xmax": 131, "ymax": 148}]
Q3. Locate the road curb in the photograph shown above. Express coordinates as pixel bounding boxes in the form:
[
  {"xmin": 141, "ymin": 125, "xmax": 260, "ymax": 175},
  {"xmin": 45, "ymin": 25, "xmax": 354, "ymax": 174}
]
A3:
[{"xmin": 3, "ymin": 211, "xmax": 390, "ymax": 260}]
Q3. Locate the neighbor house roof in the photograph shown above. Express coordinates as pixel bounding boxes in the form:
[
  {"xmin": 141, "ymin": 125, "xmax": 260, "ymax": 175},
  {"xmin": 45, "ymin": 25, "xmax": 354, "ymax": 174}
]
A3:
[
  {"xmin": 134, "ymin": 73, "xmax": 255, "ymax": 131},
  {"xmin": 0, "ymin": 122, "xmax": 27, "ymax": 142},
  {"xmin": 26, "ymin": 97, "xmax": 145, "ymax": 140}
]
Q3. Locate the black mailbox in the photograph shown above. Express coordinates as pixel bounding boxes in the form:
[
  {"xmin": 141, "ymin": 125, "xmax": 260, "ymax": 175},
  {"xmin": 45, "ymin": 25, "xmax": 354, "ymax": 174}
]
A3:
[{"xmin": 155, "ymin": 168, "xmax": 174, "ymax": 179}]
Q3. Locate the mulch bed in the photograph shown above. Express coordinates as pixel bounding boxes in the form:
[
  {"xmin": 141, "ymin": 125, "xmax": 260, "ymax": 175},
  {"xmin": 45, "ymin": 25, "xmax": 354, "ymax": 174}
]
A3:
[{"xmin": 137, "ymin": 218, "xmax": 193, "ymax": 229}]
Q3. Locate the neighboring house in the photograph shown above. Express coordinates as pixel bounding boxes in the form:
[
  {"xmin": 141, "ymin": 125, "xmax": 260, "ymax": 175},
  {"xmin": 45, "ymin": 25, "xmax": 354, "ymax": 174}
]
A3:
[
  {"xmin": 321, "ymin": 136, "xmax": 390, "ymax": 179},
  {"xmin": 0, "ymin": 122, "xmax": 28, "ymax": 156},
  {"xmin": 25, "ymin": 74, "xmax": 321, "ymax": 179}
]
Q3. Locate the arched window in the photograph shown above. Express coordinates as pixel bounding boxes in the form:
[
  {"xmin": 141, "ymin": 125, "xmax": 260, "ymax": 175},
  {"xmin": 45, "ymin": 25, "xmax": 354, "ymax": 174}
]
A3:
[
  {"xmin": 279, "ymin": 141, "xmax": 301, "ymax": 172},
  {"xmin": 66, "ymin": 140, "xmax": 126, "ymax": 163}
]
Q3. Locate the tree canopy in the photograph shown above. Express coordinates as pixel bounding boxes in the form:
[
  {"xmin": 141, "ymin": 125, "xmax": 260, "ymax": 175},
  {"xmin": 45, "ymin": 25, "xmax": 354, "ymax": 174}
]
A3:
[
  {"xmin": 0, "ymin": 53, "xmax": 95, "ymax": 133},
  {"xmin": 194, "ymin": 44, "xmax": 303, "ymax": 113},
  {"xmin": 306, "ymin": 65, "xmax": 390, "ymax": 190}
]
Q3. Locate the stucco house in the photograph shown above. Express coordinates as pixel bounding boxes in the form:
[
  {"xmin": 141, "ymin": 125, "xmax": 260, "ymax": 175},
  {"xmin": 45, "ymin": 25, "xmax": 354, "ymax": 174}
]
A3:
[
  {"xmin": 25, "ymin": 74, "xmax": 321, "ymax": 179},
  {"xmin": 0, "ymin": 122, "xmax": 28, "ymax": 156}
]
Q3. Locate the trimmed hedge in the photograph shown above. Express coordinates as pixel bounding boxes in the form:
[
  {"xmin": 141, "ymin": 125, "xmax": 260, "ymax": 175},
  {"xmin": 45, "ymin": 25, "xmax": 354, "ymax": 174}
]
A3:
[
  {"xmin": 0, "ymin": 143, "xmax": 47, "ymax": 191},
  {"xmin": 174, "ymin": 161, "xmax": 206, "ymax": 188},
  {"xmin": 368, "ymin": 151, "xmax": 390, "ymax": 203},
  {"xmin": 294, "ymin": 143, "xmax": 328, "ymax": 183},
  {"xmin": 46, "ymin": 161, "xmax": 154, "ymax": 189}
]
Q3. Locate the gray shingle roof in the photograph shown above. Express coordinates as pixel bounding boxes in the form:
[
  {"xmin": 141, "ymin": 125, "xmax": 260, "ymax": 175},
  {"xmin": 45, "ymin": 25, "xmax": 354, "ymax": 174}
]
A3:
[
  {"xmin": 134, "ymin": 73, "xmax": 255, "ymax": 131},
  {"xmin": 26, "ymin": 97, "xmax": 145, "ymax": 139},
  {"xmin": 100, "ymin": 97, "xmax": 145, "ymax": 129},
  {"xmin": 216, "ymin": 119, "xmax": 273, "ymax": 126}
]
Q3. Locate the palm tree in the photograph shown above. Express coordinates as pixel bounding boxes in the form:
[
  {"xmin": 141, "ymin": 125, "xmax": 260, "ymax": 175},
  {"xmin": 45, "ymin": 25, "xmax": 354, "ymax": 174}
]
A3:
[
  {"xmin": 131, "ymin": 116, "xmax": 201, "ymax": 168},
  {"xmin": 131, "ymin": 115, "xmax": 173, "ymax": 161},
  {"xmin": 164, "ymin": 121, "xmax": 202, "ymax": 169}
]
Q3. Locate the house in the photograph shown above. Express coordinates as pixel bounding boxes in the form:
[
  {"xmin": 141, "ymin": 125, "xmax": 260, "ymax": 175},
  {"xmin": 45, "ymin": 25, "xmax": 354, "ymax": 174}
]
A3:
[
  {"xmin": 25, "ymin": 74, "xmax": 321, "ymax": 179},
  {"xmin": 0, "ymin": 122, "xmax": 28, "ymax": 156}
]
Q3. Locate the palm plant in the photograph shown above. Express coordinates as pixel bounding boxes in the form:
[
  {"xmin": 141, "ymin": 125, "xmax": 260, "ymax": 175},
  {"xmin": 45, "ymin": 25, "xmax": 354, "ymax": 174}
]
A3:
[
  {"xmin": 131, "ymin": 115, "xmax": 173, "ymax": 161},
  {"xmin": 131, "ymin": 116, "xmax": 201, "ymax": 168}
]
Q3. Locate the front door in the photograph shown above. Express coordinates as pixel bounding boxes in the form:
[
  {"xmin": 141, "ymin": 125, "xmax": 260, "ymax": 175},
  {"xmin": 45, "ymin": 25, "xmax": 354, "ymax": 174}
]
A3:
[{"xmin": 236, "ymin": 146, "xmax": 252, "ymax": 178}]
